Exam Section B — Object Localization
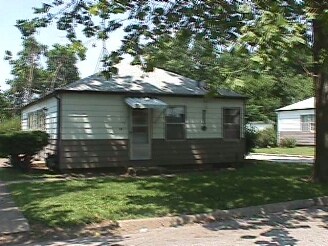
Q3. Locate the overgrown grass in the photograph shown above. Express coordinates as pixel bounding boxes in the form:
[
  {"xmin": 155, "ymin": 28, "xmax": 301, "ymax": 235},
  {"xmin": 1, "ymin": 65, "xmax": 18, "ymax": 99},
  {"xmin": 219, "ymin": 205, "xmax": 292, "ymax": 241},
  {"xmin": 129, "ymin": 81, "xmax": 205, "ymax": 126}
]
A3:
[
  {"xmin": 8, "ymin": 163, "xmax": 328, "ymax": 228},
  {"xmin": 253, "ymin": 147, "xmax": 314, "ymax": 156}
]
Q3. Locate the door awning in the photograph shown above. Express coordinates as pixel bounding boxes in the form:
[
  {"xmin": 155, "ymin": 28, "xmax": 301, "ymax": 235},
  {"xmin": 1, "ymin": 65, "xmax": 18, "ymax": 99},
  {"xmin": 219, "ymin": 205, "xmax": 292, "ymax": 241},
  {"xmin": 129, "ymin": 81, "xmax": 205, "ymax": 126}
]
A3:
[{"xmin": 125, "ymin": 97, "xmax": 168, "ymax": 109}]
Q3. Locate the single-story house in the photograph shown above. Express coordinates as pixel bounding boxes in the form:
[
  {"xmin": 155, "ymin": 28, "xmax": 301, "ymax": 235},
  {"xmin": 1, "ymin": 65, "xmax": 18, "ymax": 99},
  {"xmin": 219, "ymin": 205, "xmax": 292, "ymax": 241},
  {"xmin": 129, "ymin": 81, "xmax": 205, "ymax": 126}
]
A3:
[
  {"xmin": 21, "ymin": 62, "xmax": 247, "ymax": 170},
  {"xmin": 276, "ymin": 97, "xmax": 315, "ymax": 145}
]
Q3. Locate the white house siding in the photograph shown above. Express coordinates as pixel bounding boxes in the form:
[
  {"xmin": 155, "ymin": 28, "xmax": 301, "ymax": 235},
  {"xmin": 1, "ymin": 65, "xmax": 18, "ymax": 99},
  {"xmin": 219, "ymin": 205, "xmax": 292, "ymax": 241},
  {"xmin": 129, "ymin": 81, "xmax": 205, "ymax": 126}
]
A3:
[
  {"xmin": 21, "ymin": 97, "xmax": 58, "ymax": 155},
  {"xmin": 61, "ymin": 94, "xmax": 128, "ymax": 140},
  {"xmin": 153, "ymin": 96, "xmax": 245, "ymax": 139},
  {"xmin": 59, "ymin": 93, "xmax": 245, "ymax": 169},
  {"xmin": 277, "ymin": 109, "xmax": 315, "ymax": 145}
]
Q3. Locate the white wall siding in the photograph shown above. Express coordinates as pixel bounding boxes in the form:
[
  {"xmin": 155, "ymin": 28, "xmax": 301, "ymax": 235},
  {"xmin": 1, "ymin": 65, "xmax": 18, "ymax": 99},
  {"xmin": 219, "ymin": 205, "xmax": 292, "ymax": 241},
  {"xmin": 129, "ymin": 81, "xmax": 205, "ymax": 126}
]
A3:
[
  {"xmin": 21, "ymin": 97, "xmax": 58, "ymax": 139},
  {"xmin": 277, "ymin": 109, "xmax": 315, "ymax": 132},
  {"xmin": 154, "ymin": 96, "xmax": 244, "ymax": 139},
  {"xmin": 61, "ymin": 93, "xmax": 245, "ymax": 140},
  {"xmin": 61, "ymin": 94, "xmax": 128, "ymax": 140}
]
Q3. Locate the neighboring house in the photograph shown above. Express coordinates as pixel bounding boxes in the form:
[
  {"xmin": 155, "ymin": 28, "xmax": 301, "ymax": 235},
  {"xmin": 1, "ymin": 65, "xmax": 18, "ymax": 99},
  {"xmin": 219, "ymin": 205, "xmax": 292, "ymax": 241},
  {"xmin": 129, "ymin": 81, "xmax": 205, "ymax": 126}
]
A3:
[
  {"xmin": 276, "ymin": 97, "xmax": 315, "ymax": 145},
  {"xmin": 21, "ymin": 62, "xmax": 247, "ymax": 170},
  {"xmin": 247, "ymin": 121, "xmax": 274, "ymax": 132}
]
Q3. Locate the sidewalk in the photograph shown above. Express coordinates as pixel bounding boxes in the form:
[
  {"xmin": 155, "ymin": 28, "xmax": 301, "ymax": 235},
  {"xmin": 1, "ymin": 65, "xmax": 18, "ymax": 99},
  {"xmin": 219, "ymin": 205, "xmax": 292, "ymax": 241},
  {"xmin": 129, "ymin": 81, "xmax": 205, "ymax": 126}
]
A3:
[
  {"xmin": 19, "ymin": 206, "xmax": 328, "ymax": 246},
  {"xmin": 246, "ymin": 153, "xmax": 314, "ymax": 164},
  {"xmin": 0, "ymin": 181, "xmax": 30, "ymax": 234}
]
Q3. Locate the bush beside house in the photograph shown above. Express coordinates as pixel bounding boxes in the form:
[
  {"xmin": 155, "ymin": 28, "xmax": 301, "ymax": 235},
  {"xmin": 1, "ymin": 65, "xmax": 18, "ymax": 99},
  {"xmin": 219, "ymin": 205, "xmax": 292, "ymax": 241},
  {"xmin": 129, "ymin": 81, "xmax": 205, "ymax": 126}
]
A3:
[{"xmin": 0, "ymin": 131, "xmax": 49, "ymax": 170}]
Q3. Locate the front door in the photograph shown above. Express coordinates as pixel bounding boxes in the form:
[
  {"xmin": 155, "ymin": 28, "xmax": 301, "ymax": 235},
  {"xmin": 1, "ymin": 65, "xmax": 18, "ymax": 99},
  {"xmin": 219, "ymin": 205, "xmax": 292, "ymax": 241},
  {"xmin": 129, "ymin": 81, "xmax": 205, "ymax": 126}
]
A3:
[{"xmin": 130, "ymin": 109, "xmax": 151, "ymax": 160}]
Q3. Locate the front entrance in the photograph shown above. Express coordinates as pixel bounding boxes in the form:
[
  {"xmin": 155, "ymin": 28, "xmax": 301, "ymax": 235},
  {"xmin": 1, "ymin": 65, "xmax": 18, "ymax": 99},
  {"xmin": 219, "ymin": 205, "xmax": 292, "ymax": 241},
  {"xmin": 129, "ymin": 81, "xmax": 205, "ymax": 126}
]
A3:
[{"xmin": 130, "ymin": 108, "xmax": 151, "ymax": 160}]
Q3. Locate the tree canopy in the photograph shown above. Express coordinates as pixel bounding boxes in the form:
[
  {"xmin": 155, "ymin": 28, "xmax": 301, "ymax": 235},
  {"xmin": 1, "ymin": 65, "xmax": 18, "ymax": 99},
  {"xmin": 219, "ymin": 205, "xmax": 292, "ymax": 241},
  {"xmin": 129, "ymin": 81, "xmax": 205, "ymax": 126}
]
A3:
[
  {"xmin": 142, "ymin": 32, "xmax": 313, "ymax": 121},
  {"xmin": 5, "ymin": 38, "xmax": 81, "ymax": 107}
]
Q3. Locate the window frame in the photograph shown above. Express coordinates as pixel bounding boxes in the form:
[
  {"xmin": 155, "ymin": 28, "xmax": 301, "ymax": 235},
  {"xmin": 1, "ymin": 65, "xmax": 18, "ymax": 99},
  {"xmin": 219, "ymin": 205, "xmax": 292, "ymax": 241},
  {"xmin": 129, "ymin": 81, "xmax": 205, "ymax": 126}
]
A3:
[
  {"xmin": 300, "ymin": 114, "xmax": 315, "ymax": 132},
  {"xmin": 165, "ymin": 105, "xmax": 186, "ymax": 141},
  {"xmin": 222, "ymin": 107, "xmax": 241, "ymax": 140},
  {"xmin": 27, "ymin": 109, "xmax": 46, "ymax": 131}
]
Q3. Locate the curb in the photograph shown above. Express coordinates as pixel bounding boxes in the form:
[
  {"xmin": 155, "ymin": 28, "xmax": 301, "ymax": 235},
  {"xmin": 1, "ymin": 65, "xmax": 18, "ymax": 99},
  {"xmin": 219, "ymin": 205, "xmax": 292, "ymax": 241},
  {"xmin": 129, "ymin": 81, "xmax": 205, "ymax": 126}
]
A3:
[{"xmin": 118, "ymin": 196, "xmax": 328, "ymax": 232}]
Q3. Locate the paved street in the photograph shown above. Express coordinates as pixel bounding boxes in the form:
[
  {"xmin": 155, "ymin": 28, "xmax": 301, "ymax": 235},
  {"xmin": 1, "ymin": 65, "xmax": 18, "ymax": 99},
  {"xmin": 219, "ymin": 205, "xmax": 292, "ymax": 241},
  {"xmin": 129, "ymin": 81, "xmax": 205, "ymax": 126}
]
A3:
[{"xmin": 19, "ymin": 206, "xmax": 328, "ymax": 246}]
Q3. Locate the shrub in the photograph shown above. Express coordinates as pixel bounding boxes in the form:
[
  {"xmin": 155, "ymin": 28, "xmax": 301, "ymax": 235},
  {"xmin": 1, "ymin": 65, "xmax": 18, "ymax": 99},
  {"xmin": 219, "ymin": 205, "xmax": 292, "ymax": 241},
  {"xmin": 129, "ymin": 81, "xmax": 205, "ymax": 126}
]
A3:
[
  {"xmin": 256, "ymin": 127, "xmax": 277, "ymax": 148},
  {"xmin": 0, "ymin": 131, "xmax": 49, "ymax": 170},
  {"xmin": 0, "ymin": 116, "xmax": 21, "ymax": 134},
  {"xmin": 245, "ymin": 125, "xmax": 258, "ymax": 154},
  {"xmin": 280, "ymin": 137, "xmax": 297, "ymax": 148}
]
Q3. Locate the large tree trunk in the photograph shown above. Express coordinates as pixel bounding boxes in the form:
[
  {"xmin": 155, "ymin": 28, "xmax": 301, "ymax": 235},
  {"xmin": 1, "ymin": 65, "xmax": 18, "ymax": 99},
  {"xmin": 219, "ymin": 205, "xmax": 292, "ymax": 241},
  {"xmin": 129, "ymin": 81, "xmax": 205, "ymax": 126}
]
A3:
[{"xmin": 312, "ymin": 4, "xmax": 328, "ymax": 182}]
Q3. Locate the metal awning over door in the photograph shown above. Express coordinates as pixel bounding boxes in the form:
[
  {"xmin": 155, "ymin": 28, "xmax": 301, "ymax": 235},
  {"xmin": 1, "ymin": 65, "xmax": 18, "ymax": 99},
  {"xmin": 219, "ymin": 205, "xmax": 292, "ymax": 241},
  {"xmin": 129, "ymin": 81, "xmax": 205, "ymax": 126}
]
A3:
[{"xmin": 125, "ymin": 97, "xmax": 167, "ymax": 109}]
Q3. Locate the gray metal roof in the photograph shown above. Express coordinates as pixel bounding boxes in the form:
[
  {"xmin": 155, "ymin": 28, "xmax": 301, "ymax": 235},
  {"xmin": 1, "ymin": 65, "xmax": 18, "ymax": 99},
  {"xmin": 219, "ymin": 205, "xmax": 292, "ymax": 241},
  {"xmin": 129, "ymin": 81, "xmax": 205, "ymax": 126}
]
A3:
[
  {"xmin": 276, "ymin": 97, "xmax": 315, "ymax": 111},
  {"xmin": 61, "ymin": 61, "xmax": 245, "ymax": 98}
]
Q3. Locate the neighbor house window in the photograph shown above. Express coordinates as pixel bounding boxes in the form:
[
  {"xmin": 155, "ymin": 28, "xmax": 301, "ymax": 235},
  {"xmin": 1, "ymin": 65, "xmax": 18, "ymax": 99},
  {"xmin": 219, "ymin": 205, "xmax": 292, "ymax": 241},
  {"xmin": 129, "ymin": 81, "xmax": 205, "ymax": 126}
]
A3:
[
  {"xmin": 223, "ymin": 108, "xmax": 241, "ymax": 139},
  {"xmin": 27, "ymin": 109, "xmax": 46, "ymax": 130},
  {"xmin": 165, "ymin": 106, "xmax": 186, "ymax": 140},
  {"xmin": 301, "ymin": 114, "xmax": 315, "ymax": 132}
]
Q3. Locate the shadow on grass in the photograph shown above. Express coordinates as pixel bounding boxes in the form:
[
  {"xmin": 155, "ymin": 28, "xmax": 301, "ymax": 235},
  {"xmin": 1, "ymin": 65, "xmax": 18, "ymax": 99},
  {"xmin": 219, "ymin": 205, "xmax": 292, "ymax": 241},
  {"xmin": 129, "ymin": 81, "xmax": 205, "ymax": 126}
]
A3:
[
  {"xmin": 120, "ymin": 163, "xmax": 324, "ymax": 216},
  {"xmin": 7, "ymin": 163, "xmax": 328, "ymax": 230}
]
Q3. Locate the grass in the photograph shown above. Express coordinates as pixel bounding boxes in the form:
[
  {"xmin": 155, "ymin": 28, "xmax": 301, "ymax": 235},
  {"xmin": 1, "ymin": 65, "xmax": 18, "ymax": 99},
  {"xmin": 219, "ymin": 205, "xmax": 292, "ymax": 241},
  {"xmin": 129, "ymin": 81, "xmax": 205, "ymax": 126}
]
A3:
[
  {"xmin": 253, "ymin": 146, "xmax": 314, "ymax": 156},
  {"xmin": 8, "ymin": 162, "xmax": 328, "ymax": 228}
]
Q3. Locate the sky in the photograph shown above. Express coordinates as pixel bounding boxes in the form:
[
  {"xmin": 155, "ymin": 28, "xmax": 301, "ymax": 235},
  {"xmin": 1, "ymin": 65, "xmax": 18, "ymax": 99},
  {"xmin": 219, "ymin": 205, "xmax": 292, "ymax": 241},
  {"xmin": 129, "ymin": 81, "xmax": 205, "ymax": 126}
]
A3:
[{"xmin": 0, "ymin": 0, "xmax": 124, "ymax": 91}]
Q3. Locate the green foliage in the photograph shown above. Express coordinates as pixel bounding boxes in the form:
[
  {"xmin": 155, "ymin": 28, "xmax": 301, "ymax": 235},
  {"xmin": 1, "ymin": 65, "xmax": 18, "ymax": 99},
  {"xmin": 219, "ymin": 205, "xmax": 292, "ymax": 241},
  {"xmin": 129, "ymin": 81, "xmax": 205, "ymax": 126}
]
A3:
[
  {"xmin": 256, "ymin": 127, "xmax": 277, "ymax": 148},
  {"xmin": 280, "ymin": 137, "xmax": 297, "ymax": 148},
  {"xmin": 245, "ymin": 126, "xmax": 258, "ymax": 154},
  {"xmin": 0, "ymin": 117, "xmax": 21, "ymax": 134},
  {"xmin": 5, "ymin": 38, "xmax": 81, "ymax": 107},
  {"xmin": 45, "ymin": 43, "xmax": 81, "ymax": 90},
  {"xmin": 0, "ymin": 92, "xmax": 13, "ymax": 121},
  {"xmin": 141, "ymin": 35, "xmax": 313, "ymax": 121},
  {"xmin": 0, "ymin": 131, "xmax": 49, "ymax": 170}
]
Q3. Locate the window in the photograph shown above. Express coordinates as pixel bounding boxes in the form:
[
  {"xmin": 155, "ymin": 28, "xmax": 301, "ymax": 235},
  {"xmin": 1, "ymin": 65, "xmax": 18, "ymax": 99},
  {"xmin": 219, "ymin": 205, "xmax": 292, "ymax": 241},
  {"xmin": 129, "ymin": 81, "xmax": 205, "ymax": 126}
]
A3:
[
  {"xmin": 27, "ymin": 109, "xmax": 46, "ymax": 130},
  {"xmin": 165, "ymin": 106, "xmax": 186, "ymax": 140},
  {"xmin": 223, "ymin": 108, "xmax": 241, "ymax": 139},
  {"xmin": 301, "ymin": 114, "xmax": 315, "ymax": 132}
]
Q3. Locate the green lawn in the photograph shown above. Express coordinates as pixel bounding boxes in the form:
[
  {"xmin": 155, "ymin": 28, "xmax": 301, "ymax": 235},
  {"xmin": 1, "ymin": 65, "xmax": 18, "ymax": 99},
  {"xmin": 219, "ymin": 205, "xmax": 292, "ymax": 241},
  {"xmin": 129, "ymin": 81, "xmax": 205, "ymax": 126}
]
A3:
[
  {"xmin": 253, "ymin": 146, "xmax": 314, "ymax": 156},
  {"xmin": 8, "ymin": 163, "xmax": 328, "ymax": 228}
]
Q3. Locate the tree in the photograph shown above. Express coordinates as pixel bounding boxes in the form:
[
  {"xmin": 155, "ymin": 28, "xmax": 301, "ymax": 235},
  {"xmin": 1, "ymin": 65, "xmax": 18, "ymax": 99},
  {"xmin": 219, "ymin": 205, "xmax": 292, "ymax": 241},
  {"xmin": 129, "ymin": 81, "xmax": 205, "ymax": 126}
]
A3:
[
  {"xmin": 0, "ymin": 92, "xmax": 12, "ymax": 121},
  {"xmin": 45, "ymin": 44, "xmax": 80, "ymax": 92},
  {"xmin": 142, "ymin": 32, "xmax": 221, "ymax": 85},
  {"xmin": 5, "ymin": 37, "xmax": 47, "ymax": 106},
  {"xmin": 143, "ymin": 35, "xmax": 313, "ymax": 121},
  {"xmin": 21, "ymin": 1, "xmax": 328, "ymax": 182},
  {"xmin": 5, "ymin": 38, "xmax": 82, "ymax": 107}
]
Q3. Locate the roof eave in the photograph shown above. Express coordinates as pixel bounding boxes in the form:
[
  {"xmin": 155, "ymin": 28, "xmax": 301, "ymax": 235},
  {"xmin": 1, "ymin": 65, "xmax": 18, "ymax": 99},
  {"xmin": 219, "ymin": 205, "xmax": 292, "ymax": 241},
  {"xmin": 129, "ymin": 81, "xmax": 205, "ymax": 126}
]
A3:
[
  {"xmin": 276, "ymin": 107, "xmax": 315, "ymax": 112},
  {"xmin": 20, "ymin": 91, "xmax": 59, "ymax": 110}
]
